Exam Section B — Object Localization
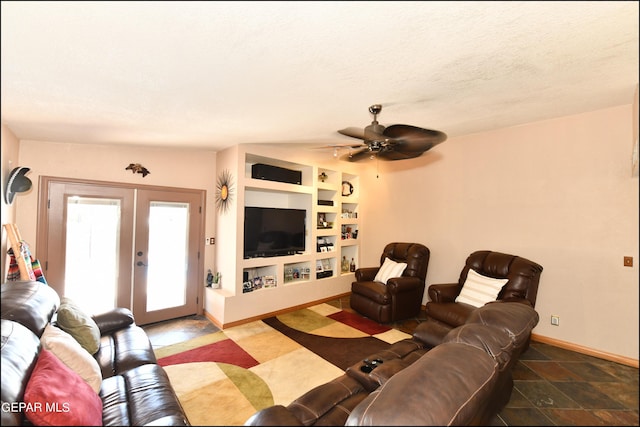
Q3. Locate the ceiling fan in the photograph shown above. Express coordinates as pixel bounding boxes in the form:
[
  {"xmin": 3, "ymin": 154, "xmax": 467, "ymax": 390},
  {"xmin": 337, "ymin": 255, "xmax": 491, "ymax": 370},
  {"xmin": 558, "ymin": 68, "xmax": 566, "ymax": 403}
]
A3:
[{"xmin": 336, "ymin": 104, "xmax": 447, "ymax": 162}]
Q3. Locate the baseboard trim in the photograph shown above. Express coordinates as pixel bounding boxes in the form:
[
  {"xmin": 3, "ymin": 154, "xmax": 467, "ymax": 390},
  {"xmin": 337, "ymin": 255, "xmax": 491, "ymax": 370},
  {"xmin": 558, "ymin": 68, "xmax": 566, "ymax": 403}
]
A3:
[
  {"xmin": 204, "ymin": 292, "xmax": 352, "ymax": 330},
  {"xmin": 531, "ymin": 333, "xmax": 639, "ymax": 368}
]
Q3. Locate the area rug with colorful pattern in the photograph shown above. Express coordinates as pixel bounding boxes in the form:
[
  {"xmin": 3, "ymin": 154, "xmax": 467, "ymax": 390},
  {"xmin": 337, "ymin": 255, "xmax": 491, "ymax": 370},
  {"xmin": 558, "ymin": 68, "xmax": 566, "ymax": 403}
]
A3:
[{"xmin": 154, "ymin": 303, "xmax": 412, "ymax": 426}]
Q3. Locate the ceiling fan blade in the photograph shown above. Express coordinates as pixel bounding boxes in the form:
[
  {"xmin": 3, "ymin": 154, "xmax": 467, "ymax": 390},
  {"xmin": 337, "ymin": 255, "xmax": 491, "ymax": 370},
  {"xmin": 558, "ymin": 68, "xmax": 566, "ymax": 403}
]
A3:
[
  {"xmin": 339, "ymin": 124, "xmax": 389, "ymax": 143},
  {"xmin": 315, "ymin": 143, "xmax": 366, "ymax": 149},
  {"xmin": 338, "ymin": 127, "xmax": 367, "ymax": 140},
  {"xmin": 342, "ymin": 147, "xmax": 373, "ymax": 162},
  {"xmin": 384, "ymin": 125, "xmax": 447, "ymax": 151},
  {"xmin": 383, "ymin": 124, "xmax": 447, "ymax": 152}
]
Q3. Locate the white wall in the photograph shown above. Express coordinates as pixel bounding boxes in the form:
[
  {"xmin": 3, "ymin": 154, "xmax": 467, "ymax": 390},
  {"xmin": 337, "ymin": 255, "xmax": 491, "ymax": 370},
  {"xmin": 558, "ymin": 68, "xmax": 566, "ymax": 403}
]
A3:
[{"xmin": 358, "ymin": 104, "xmax": 639, "ymax": 361}]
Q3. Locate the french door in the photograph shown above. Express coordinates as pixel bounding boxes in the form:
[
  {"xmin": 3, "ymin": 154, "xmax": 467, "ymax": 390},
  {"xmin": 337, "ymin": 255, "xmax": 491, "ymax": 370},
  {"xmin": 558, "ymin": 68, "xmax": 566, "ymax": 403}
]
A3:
[{"xmin": 38, "ymin": 177, "xmax": 204, "ymax": 325}]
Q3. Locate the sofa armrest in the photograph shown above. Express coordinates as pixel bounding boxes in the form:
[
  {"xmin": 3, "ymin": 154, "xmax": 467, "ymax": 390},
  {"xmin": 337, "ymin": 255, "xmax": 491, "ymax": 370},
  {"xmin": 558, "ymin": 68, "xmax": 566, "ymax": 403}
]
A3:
[
  {"xmin": 386, "ymin": 276, "xmax": 423, "ymax": 294},
  {"xmin": 92, "ymin": 307, "xmax": 135, "ymax": 335},
  {"xmin": 412, "ymin": 319, "xmax": 452, "ymax": 347},
  {"xmin": 244, "ymin": 405, "xmax": 303, "ymax": 426},
  {"xmin": 355, "ymin": 267, "xmax": 379, "ymax": 282},
  {"xmin": 427, "ymin": 282, "xmax": 460, "ymax": 303}
]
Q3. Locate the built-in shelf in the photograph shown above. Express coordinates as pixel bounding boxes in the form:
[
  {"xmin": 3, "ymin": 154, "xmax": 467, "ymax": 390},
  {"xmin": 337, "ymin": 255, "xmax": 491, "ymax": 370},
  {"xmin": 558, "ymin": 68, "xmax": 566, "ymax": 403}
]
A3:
[{"xmin": 208, "ymin": 144, "xmax": 361, "ymax": 326}]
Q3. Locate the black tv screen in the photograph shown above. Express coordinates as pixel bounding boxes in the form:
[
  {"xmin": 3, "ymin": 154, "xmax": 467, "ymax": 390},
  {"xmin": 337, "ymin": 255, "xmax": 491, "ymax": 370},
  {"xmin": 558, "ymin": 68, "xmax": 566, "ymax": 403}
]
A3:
[{"xmin": 244, "ymin": 207, "xmax": 306, "ymax": 258}]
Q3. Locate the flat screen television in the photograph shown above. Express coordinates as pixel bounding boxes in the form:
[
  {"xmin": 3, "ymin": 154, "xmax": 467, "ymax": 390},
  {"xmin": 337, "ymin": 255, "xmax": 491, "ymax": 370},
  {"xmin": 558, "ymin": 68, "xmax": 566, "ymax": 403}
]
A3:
[{"xmin": 244, "ymin": 207, "xmax": 306, "ymax": 259}]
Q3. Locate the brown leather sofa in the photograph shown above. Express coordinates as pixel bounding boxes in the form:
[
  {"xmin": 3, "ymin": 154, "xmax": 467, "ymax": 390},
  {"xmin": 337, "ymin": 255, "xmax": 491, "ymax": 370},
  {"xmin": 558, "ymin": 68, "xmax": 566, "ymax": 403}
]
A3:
[
  {"xmin": 350, "ymin": 242, "xmax": 430, "ymax": 323},
  {"xmin": 245, "ymin": 300, "xmax": 539, "ymax": 426},
  {"xmin": 1, "ymin": 281, "xmax": 189, "ymax": 426}
]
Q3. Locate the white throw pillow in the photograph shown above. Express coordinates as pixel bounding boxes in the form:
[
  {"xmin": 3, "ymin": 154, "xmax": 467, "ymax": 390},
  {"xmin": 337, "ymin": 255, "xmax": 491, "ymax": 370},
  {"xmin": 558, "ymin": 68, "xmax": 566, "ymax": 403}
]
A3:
[
  {"xmin": 455, "ymin": 269, "xmax": 509, "ymax": 308},
  {"xmin": 374, "ymin": 257, "xmax": 408, "ymax": 284},
  {"xmin": 40, "ymin": 324, "xmax": 102, "ymax": 393}
]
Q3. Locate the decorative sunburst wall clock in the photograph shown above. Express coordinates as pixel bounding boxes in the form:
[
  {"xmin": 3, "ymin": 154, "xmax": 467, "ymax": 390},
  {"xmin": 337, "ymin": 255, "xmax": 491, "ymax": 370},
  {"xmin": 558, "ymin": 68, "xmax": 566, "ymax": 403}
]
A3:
[{"xmin": 215, "ymin": 169, "xmax": 234, "ymax": 214}]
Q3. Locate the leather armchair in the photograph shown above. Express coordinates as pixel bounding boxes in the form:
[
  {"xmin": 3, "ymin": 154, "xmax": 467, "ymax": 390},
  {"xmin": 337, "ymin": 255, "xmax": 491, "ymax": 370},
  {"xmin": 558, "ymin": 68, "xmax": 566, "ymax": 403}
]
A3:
[
  {"xmin": 425, "ymin": 250, "xmax": 543, "ymax": 338},
  {"xmin": 350, "ymin": 242, "xmax": 430, "ymax": 324}
]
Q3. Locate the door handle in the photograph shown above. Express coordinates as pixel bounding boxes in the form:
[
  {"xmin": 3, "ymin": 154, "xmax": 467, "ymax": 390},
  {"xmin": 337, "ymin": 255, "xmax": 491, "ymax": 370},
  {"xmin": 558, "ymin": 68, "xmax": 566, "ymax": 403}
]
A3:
[{"xmin": 136, "ymin": 261, "xmax": 147, "ymax": 267}]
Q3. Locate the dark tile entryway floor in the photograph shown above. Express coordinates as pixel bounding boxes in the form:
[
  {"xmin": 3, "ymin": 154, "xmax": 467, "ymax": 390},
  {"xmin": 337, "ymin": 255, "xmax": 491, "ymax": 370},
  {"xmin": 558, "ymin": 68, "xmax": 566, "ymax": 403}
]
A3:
[{"xmin": 144, "ymin": 296, "xmax": 639, "ymax": 426}]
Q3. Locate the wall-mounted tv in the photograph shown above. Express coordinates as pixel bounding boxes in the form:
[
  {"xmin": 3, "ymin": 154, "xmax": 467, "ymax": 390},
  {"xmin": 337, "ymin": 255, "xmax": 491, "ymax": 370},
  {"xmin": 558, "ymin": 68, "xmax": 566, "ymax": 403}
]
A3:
[{"xmin": 244, "ymin": 207, "xmax": 306, "ymax": 259}]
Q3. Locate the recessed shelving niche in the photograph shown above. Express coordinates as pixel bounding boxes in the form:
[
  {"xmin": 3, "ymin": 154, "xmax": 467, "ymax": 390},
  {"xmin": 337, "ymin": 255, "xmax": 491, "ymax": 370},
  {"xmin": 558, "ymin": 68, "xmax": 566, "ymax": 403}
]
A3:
[{"xmin": 207, "ymin": 144, "xmax": 361, "ymax": 327}]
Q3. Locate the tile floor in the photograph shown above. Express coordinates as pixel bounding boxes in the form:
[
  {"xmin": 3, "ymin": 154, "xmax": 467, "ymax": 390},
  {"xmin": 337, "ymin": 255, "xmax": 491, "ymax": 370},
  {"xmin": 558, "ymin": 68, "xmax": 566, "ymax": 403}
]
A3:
[{"xmin": 143, "ymin": 296, "xmax": 639, "ymax": 426}]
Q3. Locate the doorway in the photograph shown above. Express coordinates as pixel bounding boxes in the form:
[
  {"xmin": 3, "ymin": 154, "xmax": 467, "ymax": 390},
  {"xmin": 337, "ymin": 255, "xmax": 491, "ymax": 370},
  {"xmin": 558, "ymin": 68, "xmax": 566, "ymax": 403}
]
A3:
[{"xmin": 37, "ymin": 177, "xmax": 205, "ymax": 325}]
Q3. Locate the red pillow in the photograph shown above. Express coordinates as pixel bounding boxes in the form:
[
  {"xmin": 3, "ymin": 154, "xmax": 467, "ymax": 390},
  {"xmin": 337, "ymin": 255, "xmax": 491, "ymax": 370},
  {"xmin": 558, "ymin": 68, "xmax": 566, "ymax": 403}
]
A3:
[{"xmin": 23, "ymin": 349, "xmax": 102, "ymax": 426}]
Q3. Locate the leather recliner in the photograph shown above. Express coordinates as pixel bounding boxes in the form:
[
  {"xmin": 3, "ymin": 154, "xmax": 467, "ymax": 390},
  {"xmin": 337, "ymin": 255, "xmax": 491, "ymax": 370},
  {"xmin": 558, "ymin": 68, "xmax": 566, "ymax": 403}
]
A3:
[
  {"xmin": 425, "ymin": 250, "xmax": 543, "ymax": 343},
  {"xmin": 350, "ymin": 242, "xmax": 430, "ymax": 324}
]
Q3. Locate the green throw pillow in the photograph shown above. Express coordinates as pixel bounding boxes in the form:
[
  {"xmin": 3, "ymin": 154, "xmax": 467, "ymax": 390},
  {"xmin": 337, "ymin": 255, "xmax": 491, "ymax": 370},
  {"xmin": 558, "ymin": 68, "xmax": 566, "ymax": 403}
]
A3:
[{"xmin": 56, "ymin": 297, "xmax": 101, "ymax": 355}]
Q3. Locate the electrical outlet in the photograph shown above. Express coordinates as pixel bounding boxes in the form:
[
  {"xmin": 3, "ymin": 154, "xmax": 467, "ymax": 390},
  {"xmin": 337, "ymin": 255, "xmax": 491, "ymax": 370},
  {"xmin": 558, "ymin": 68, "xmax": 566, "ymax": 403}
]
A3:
[{"xmin": 551, "ymin": 315, "xmax": 560, "ymax": 326}]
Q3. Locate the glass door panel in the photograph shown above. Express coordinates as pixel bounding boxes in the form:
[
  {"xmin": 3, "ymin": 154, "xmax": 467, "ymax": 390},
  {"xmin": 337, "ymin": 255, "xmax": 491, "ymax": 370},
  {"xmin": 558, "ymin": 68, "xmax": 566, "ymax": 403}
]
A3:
[
  {"xmin": 65, "ymin": 197, "xmax": 121, "ymax": 314},
  {"xmin": 133, "ymin": 189, "xmax": 202, "ymax": 325},
  {"xmin": 146, "ymin": 201, "xmax": 189, "ymax": 311},
  {"xmin": 42, "ymin": 180, "xmax": 135, "ymax": 313}
]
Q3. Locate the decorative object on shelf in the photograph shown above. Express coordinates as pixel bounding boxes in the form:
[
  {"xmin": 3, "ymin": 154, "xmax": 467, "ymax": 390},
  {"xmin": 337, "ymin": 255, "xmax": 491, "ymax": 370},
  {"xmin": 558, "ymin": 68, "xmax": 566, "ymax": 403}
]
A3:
[
  {"xmin": 212, "ymin": 272, "xmax": 221, "ymax": 289},
  {"xmin": 4, "ymin": 166, "xmax": 32, "ymax": 205},
  {"xmin": 342, "ymin": 181, "xmax": 353, "ymax": 196},
  {"xmin": 206, "ymin": 269, "xmax": 214, "ymax": 287},
  {"xmin": 341, "ymin": 209, "xmax": 357, "ymax": 219},
  {"xmin": 350, "ymin": 258, "xmax": 356, "ymax": 272},
  {"xmin": 342, "ymin": 256, "xmax": 350, "ymax": 273},
  {"xmin": 125, "ymin": 163, "xmax": 151, "ymax": 177},
  {"xmin": 215, "ymin": 169, "xmax": 234, "ymax": 213},
  {"xmin": 264, "ymin": 275, "xmax": 276, "ymax": 288},
  {"xmin": 317, "ymin": 213, "xmax": 328, "ymax": 228},
  {"xmin": 318, "ymin": 171, "xmax": 328, "ymax": 182}
]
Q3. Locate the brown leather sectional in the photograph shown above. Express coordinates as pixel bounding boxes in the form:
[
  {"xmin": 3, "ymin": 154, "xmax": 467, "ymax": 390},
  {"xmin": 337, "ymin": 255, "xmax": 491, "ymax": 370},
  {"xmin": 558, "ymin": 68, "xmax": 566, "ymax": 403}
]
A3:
[
  {"xmin": 245, "ymin": 300, "xmax": 539, "ymax": 426},
  {"xmin": 0, "ymin": 281, "xmax": 189, "ymax": 426}
]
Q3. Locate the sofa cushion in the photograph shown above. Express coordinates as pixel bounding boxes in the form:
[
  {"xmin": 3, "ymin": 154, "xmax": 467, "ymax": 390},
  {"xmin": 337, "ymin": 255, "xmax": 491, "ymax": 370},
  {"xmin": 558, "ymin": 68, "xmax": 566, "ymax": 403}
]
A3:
[
  {"xmin": 40, "ymin": 324, "xmax": 102, "ymax": 393},
  {"xmin": 1, "ymin": 320, "xmax": 41, "ymax": 426},
  {"xmin": 1, "ymin": 281, "xmax": 60, "ymax": 337},
  {"xmin": 455, "ymin": 269, "xmax": 508, "ymax": 307},
  {"xmin": 374, "ymin": 257, "xmax": 407, "ymax": 284},
  {"xmin": 95, "ymin": 324, "xmax": 158, "ymax": 378},
  {"xmin": 56, "ymin": 297, "xmax": 101, "ymax": 355},
  {"xmin": 100, "ymin": 364, "xmax": 189, "ymax": 426},
  {"xmin": 24, "ymin": 349, "xmax": 102, "ymax": 426}
]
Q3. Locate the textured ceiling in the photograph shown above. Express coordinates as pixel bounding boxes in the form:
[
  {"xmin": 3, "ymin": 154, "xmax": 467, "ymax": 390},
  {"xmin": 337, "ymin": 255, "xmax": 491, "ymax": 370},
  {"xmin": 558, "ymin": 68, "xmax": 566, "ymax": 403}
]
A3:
[{"xmin": 1, "ymin": 1, "xmax": 638, "ymax": 151}]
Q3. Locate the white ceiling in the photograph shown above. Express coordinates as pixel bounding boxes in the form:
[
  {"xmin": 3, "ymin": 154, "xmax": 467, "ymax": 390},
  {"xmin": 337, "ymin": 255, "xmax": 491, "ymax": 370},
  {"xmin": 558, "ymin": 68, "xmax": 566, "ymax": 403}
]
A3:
[{"xmin": 1, "ymin": 1, "xmax": 638, "ymax": 152}]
